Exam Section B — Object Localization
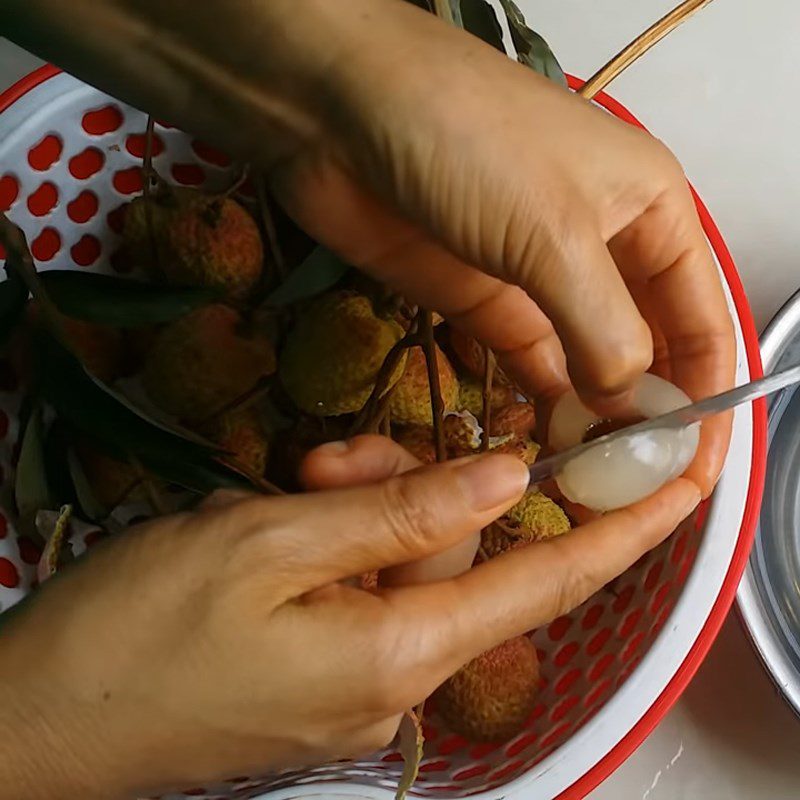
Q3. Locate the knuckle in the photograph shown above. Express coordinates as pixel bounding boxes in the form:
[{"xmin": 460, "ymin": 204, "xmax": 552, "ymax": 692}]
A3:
[{"xmin": 378, "ymin": 477, "xmax": 442, "ymax": 559}]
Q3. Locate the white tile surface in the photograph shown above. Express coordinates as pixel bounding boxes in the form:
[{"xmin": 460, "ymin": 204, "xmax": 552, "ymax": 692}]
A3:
[{"xmin": 3, "ymin": 1, "xmax": 800, "ymax": 796}]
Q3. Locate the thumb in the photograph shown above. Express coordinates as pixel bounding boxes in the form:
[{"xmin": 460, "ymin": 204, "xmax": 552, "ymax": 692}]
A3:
[{"xmin": 252, "ymin": 453, "xmax": 529, "ymax": 595}]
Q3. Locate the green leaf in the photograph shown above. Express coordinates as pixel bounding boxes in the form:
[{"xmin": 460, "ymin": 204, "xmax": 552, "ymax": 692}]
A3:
[
  {"xmin": 67, "ymin": 448, "xmax": 109, "ymax": 521},
  {"xmin": 34, "ymin": 331, "xmax": 251, "ymax": 495},
  {"xmin": 265, "ymin": 247, "xmax": 350, "ymax": 307},
  {"xmin": 14, "ymin": 404, "xmax": 54, "ymax": 537},
  {"xmin": 395, "ymin": 709, "xmax": 424, "ymax": 800},
  {"xmin": 0, "ymin": 268, "xmax": 28, "ymax": 346},
  {"xmin": 460, "ymin": 0, "xmax": 506, "ymax": 52},
  {"xmin": 43, "ymin": 418, "xmax": 78, "ymax": 509},
  {"xmin": 40, "ymin": 271, "xmax": 217, "ymax": 328},
  {"xmin": 497, "ymin": 0, "xmax": 567, "ymax": 87}
]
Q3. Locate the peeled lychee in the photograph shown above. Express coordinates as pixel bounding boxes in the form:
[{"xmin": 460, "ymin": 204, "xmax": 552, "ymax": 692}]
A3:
[
  {"xmin": 142, "ymin": 304, "xmax": 275, "ymax": 422},
  {"xmin": 390, "ymin": 345, "xmax": 459, "ymax": 425},
  {"xmin": 204, "ymin": 406, "xmax": 269, "ymax": 475},
  {"xmin": 435, "ymin": 636, "xmax": 540, "ymax": 742},
  {"xmin": 459, "ymin": 377, "xmax": 517, "ymax": 419},
  {"xmin": 279, "ymin": 292, "xmax": 406, "ymax": 416}
]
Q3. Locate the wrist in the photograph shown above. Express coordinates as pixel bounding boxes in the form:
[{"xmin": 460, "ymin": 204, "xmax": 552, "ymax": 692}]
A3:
[{"xmin": 0, "ymin": 612, "xmax": 127, "ymax": 800}]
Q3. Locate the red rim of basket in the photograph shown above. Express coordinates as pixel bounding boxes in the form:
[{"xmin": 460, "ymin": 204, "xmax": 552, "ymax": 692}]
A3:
[{"xmin": 0, "ymin": 66, "xmax": 767, "ymax": 800}]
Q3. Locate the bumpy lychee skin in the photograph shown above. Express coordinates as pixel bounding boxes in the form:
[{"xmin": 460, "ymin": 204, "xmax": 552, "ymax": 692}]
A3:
[
  {"xmin": 490, "ymin": 403, "xmax": 536, "ymax": 438},
  {"xmin": 164, "ymin": 194, "xmax": 263, "ymax": 300},
  {"xmin": 482, "ymin": 491, "xmax": 571, "ymax": 557},
  {"xmin": 459, "ymin": 377, "xmax": 517, "ymax": 419},
  {"xmin": 390, "ymin": 345, "xmax": 459, "ymax": 425},
  {"xmin": 394, "ymin": 425, "xmax": 437, "ymax": 465},
  {"xmin": 61, "ymin": 317, "xmax": 125, "ymax": 384},
  {"xmin": 489, "ymin": 434, "xmax": 540, "ymax": 466},
  {"xmin": 280, "ymin": 292, "xmax": 406, "ymax": 416},
  {"xmin": 142, "ymin": 304, "xmax": 275, "ymax": 422},
  {"xmin": 435, "ymin": 636, "xmax": 540, "ymax": 742},
  {"xmin": 205, "ymin": 406, "xmax": 269, "ymax": 475}
]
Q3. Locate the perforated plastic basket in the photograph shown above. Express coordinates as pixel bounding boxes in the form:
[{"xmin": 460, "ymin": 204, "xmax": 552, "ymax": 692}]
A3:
[{"xmin": 0, "ymin": 66, "xmax": 766, "ymax": 800}]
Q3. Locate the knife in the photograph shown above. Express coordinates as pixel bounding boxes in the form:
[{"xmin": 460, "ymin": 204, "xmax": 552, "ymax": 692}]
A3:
[{"xmin": 528, "ymin": 362, "xmax": 800, "ymax": 485}]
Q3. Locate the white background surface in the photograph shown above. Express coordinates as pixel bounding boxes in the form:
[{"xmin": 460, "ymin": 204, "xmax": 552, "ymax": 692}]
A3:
[{"xmin": 2, "ymin": 0, "xmax": 800, "ymax": 796}]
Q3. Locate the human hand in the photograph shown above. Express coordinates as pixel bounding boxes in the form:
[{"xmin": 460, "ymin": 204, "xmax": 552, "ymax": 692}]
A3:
[
  {"xmin": 7, "ymin": 0, "xmax": 735, "ymax": 497},
  {"xmin": 0, "ymin": 436, "xmax": 699, "ymax": 800}
]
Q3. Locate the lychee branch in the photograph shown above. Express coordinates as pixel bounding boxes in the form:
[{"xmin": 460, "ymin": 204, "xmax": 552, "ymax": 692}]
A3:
[
  {"xmin": 481, "ymin": 345, "xmax": 494, "ymax": 453},
  {"xmin": 142, "ymin": 115, "xmax": 162, "ymax": 272},
  {"xmin": 419, "ymin": 310, "xmax": 446, "ymax": 462}
]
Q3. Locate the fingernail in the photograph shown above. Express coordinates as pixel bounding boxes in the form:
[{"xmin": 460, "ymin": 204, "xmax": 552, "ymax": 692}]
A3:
[
  {"xmin": 313, "ymin": 440, "xmax": 350, "ymax": 456},
  {"xmin": 455, "ymin": 455, "xmax": 530, "ymax": 512}
]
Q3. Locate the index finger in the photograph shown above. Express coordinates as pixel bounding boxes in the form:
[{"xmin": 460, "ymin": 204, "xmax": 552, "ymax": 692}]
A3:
[
  {"xmin": 609, "ymin": 183, "xmax": 736, "ymax": 496},
  {"xmin": 385, "ymin": 478, "xmax": 700, "ymax": 677}
]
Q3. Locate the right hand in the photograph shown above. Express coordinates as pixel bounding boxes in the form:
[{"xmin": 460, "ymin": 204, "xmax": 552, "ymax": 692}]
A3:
[{"xmin": 0, "ymin": 436, "xmax": 699, "ymax": 800}]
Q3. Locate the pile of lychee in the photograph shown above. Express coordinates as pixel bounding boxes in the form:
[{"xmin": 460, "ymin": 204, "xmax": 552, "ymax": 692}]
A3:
[{"xmin": 25, "ymin": 184, "xmax": 577, "ymax": 747}]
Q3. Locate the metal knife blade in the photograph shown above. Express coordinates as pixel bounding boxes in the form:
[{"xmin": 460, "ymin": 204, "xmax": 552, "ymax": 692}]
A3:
[{"xmin": 528, "ymin": 362, "xmax": 800, "ymax": 485}]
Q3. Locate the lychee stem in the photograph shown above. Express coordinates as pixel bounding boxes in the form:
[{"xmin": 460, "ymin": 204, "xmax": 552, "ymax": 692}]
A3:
[
  {"xmin": 350, "ymin": 328, "xmax": 421, "ymax": 435},
  {"xmin": 199, "ymin": 376, "xmax": 273, "ymax": 428},
  {"xmin": 481, "ymin": 346, "xmax": 495, "ymax": 453},
  {"xmin": 579, "ymin": 0, "xmax": 715, "ymax": 101},
  {"xmin": 419, "ymin": 310, "xmax": 446, "ymax": 462}
]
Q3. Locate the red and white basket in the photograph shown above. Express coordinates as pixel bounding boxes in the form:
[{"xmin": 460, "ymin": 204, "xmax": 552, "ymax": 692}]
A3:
[{"xmin": 0, "ymin": 66, "xmax": 766, "ymax": 800}]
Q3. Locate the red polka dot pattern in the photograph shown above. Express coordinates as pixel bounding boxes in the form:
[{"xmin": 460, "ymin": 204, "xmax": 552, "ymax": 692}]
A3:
[
  {"xmin": 126, "ymin": 132, "xmax": 164, "ymax": 159},
  {"xmin": 69, "ymin": 147, "xmax": 104, "ymax": 179},
  {"xmin": 112, "ymin": 166, "xmax": 143, "ymax": 195},
  {"xmin": 31, "ymin": 227, "xmax": 61, "ymax": 261},
  {"xmin": 27, "ymin": 181, "xmax": 58, "ymax": 216},
  {"xmin": 82, "ymin": 105, "xmax": 124, "ymax": 135},
  {"xmin": 0, "ymin": 557, "xmax": 19, "ymax": 588},
  {"xmin": 71, "ymin": 234, "xmax": 101, "ymax": 267},
  {"xmin": 28, "ymin": 134, "xmax": 62, "ymax": 170},
  {"xmin": 172, "ymin": 163, "xmax": 206, "ymax": 186},
  {"xmin": 67, "ymin": 190, "xmax": 99, "ymax": 223},
  {"xmin": 0, "ymin": 174, "xmax": 19, "ymax": 210}
]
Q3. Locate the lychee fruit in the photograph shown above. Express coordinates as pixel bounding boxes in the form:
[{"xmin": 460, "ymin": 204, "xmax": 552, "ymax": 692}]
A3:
[
  {"xmin": 482, "ymin": 491, "xmax": 571, "ymax": 557},
  {"xmin": 443, "ymin": 410, "xmax": 482, "ymax": 456},
  {"xmin": 394, "ymin": 425, "xmax": 437, "ymax": 465},
  {"xmin": 163, "ymin": 193, "xmax": 263, "ymax": 300},
  {"xmin": 489, "ymin": 434, "xmax": 540, "ymax": 466},
  {"xmin": 490, "ymin": 403, "xmax": 536, "ymax": 438},
  {"xmin": 435, "ymin": 636, "xmax": 540, "ymax": 742},
  {"xmin": 458, "ymin": 377, "xmax": 517, "ymax": 419},
  {"xmin": 279, "ymin": 292, "xmax": 406, "ymax": 416},
  {"xmin": 390, "ymin": 345, "xmax": 459, "ymax": 425},
  {"xmin": 204, "ymin": 406, "xmax": 269, "ymax": 475},
  {"xmin": 142, "ymin": 304, "xmax": 275, "ymax": 423},
  {"xmin": 25, "ymin": 303, "xmax": 125, "ymax": 384}
]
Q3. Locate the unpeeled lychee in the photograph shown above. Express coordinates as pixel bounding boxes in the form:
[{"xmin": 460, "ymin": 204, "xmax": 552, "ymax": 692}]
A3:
[
  {"xmin": 394, "ymin": 425, "xmax": 437, "ymax": 465},
  {"xmin": 435, "ymin": 636, "xmax": 540, "ymax": 742},
  {"xmin": 142, "ymin": 304, "xmax": 275, "ymax": 422},
  {"xmin": 459, "ymin": 377, "xmax": 517, "ymax": 419},
  {"xmin": 489, "ymin": 434, "xmax": 540, "ymax": 466},
  {"xmin": 279, "ymin": 292, "xmax": 406, "ymax": 416},
  {"xmin": 482, "ymin": 491, "xmax": 571, "ymax": 557},
  {"xmin": 164, "ymin": 194, "xmax": 263, "ymax": 300},
  {"xmin": 390, "ymin": 345, "xmax": 459, "ymax": 425},
  {"xmin": 204, "ymin": 406, "xmax": 269, "ymax": 475},
  {"xmin": 490, "ymin": 403, "xmax": 536, "ymax": 438}
]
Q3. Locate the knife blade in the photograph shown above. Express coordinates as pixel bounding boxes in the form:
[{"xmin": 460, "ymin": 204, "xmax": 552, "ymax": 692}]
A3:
[{"xmin": 528, "ymin": 362, "xmax": 800, "ymax": 485}]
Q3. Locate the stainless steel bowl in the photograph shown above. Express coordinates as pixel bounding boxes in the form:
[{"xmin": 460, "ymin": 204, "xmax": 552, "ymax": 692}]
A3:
[{"xmin": 738, "ymin": 288, "xmax": 800, "ymax": 714}]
